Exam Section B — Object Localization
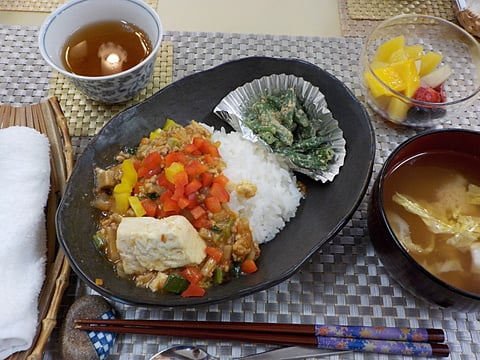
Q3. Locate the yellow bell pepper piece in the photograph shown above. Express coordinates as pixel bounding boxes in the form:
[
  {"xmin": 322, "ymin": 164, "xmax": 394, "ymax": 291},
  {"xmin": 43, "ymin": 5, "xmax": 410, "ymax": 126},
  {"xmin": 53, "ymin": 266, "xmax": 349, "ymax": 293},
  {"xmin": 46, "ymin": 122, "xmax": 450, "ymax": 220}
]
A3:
[
  {"xmin": 113, "ymin": 181, "xmax": 132, "ymax": 194},
  {"xmin": 373, "ymin": 35, "xmax": 405, "ymax": 62},
  {"xmin": 121, "ymin": 159, "xmax": 137, "ymax": 187},
  {"xmin": 128, "ymin": 196, "xmax": 146, "ymax": 217},
  {"xmin": 165, "ymin": 162, "xmax": 185, "ymax": 183},
  {"xmin": 114, "ymin": 193, "xmax": 130, "ymax": 214},
  {"xmin": 149, "ymin": 128, "xmax": 163, "ymax": 140},
  {"xmin": 149, "ymin": 119, "xmax": 179, "ymax": 139},
  {"xmin": 163, "ymin": 118, "xmax": 179, "ymax": 131}
]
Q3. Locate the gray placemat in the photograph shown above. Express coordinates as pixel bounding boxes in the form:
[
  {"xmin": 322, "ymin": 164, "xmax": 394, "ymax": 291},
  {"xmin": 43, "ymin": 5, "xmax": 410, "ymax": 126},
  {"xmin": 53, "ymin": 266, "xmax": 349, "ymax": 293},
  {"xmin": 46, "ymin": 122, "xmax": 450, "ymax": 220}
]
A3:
[
  {"xmin": 0, "ymin": 26, "xmax": 52, "ymax": 105},
  {"xmin": 2, "ymin": 25, "xmax": 480, "ymax": 360}
]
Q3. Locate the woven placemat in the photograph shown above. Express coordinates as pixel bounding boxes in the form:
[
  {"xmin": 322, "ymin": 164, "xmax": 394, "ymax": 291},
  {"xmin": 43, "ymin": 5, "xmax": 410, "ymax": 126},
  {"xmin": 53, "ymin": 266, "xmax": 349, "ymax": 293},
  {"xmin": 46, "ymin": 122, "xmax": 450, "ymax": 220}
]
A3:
[
  {"xmin": 0, "ymin": 0, "xmax": 157, "ymax": 12},
  {"xmin": 338, "ymin": 0, "xmax": 457, "ymax": 37},
  {"xmin": 48, "ymin": 32, "xmax": 479, "ymax": 360},
  {"xmin": 4, "ymin": 24, "xmax": 480, "ymax": 360},
  {"xmin": 48, "ymin": 41, "xmax": 173, "ymax": 137},
  {"xmin": 346, "ymin": 0, "xmax": 455, "ymax": 20},
  {"xmin": 339, "ymin": 0, "xmax": 381, "ymax": 37}
]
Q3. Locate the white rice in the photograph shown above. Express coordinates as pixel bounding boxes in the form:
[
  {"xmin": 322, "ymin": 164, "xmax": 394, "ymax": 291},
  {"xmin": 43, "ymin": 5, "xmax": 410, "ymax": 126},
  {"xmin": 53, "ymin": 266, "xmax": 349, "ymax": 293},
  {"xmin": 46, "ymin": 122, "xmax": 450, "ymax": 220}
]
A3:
[{"xmin": 211, "ymin": 130, "xmax": 303, "ymax": 244}]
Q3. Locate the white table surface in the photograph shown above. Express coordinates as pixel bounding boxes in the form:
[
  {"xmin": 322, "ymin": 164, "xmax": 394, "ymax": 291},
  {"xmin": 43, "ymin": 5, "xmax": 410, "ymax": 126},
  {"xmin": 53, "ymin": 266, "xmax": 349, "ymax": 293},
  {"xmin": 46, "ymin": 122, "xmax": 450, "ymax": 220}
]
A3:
[{"xmin": 0, "ymin": 0, "xmax": 342, "ymax": 37}]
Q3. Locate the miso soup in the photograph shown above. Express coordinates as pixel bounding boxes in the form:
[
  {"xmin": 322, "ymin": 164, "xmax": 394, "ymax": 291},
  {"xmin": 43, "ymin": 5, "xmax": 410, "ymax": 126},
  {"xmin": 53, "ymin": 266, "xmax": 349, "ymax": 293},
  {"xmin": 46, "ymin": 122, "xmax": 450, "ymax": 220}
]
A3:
[{"xmin": 383, "ymin": 150, "xmax": 480, "ymax": 294}]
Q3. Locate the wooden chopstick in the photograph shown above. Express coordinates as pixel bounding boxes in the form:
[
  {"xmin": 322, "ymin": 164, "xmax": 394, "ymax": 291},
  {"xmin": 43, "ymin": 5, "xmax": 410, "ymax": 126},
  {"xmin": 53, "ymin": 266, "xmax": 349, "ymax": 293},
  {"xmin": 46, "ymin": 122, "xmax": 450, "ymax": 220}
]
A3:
[
  {"xmin": 77, "ymin": 319, "xmax": 313, "ymax": 335},
  {"xmin": 75, "ymin": 320, "xmax": 450, "ymax": 357},
  {"xmin": 75, "ymin": 319, "xmax": 445, "ymax": 342},
  {"xmin": 82, "ymin": 324, "xmax": 317, "ymax": 345}
]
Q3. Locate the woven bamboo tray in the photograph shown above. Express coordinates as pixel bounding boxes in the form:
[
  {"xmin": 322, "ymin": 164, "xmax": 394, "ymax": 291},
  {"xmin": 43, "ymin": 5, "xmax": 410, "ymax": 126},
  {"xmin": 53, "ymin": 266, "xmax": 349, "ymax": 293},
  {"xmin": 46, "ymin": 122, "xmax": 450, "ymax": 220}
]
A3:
[
  {"xmin": 48, "ymin": 41, "xmax": 173, "ymax": 137},
  {"xmin": 454, "ymin": 1, "xmax": 480, "ymax": 38},
  {"xmin": 346, "ymin": 0, "xmax": 455, "ymax": 20},
  {"xmin": 0, "ymin": 0, "xmax": 157, "ymax": 12},
  {"xmin": 0, "ymin": 97, "xmax": 74, "ymax": 360},
  {"xmin": 339, "ymin": 0, "xmax": 456, "ymax": 37}
]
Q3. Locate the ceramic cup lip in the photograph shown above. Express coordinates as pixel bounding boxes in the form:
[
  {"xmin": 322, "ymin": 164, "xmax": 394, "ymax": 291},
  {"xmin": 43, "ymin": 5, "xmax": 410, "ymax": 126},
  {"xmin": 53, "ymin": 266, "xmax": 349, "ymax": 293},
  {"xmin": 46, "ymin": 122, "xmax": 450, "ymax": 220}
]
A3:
[{"xmin": 38, "ymin": 0, "xmax": 163, "ymax": 82}]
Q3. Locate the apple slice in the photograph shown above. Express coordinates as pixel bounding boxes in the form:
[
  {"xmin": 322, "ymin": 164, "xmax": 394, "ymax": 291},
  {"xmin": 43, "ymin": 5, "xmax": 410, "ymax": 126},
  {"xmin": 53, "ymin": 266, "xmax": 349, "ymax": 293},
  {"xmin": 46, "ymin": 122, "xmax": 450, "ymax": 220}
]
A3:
[{"xmin": 420, "ymin": 64, "xmax": 452, "ymax": 88}]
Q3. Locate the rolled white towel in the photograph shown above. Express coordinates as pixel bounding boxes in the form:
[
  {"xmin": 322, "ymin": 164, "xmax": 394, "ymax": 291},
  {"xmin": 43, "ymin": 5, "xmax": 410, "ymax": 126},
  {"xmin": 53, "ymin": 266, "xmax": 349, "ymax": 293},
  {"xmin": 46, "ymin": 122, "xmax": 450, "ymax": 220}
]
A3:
[{"xmin": 0, "ymin": 126, "xmax": 50, "ymax": 359}]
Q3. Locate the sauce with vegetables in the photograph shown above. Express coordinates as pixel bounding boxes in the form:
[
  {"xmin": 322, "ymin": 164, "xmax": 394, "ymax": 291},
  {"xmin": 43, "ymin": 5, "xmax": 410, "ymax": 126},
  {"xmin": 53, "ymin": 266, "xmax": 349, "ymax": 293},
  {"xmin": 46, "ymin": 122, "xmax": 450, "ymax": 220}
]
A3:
[{"xmin": 92, "ymin": 120, "xmax": 260, "ymax": 297}]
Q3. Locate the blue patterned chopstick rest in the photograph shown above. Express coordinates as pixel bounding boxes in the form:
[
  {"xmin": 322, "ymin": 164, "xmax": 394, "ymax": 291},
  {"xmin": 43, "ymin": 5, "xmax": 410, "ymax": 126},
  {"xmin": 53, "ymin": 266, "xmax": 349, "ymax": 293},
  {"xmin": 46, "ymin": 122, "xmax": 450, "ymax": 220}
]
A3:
[{"xmin": 87, "ymin": 309, "xmax": 117, "ymax": 360}]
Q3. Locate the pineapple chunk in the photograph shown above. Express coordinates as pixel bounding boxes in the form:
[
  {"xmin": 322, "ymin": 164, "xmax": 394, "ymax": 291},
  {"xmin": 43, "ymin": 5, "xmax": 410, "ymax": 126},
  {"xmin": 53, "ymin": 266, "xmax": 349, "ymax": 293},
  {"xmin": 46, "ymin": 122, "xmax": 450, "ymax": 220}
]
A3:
[
  {"xmin": 371, "ymin": 95, "xmax": 391, "ymax": 111},
  {"xmin": 391, "ymin": 59, "xmax": 420, "ymax": 97},
  {"xmin": 405, "ymin": 45, "xmax": 424, "ymax": 59},
  {"xmin": 373, "ymin": 66, "xmax": 406, "ymax": 92},
  {"xmin": 387, "ymin": 97, "xmax": 410, "ymax": 121},
  {"xmin": 365, "ymin": 35, "xmax": 448, "ymax": 122},
  {"xmin": 388, "ymin": 47, "xmax": 408, "ymax": 63},
  {"xmin": 364, "ymin": 71, "xmax": 390, "ymax": 98},
  {"xmin": 373, "ymin": 35, "xmax": 405, "ymax": 62},
  {"xmin": 370, "ymin": 60, "xmax": 389, "ymax": 69},
  {"xmin": 419, "ymin": 51, "xmax": 443, "ymax": 77},
  {"xmin": 388, "ymin": 45, "xmax": 424, "ymax": 63}
]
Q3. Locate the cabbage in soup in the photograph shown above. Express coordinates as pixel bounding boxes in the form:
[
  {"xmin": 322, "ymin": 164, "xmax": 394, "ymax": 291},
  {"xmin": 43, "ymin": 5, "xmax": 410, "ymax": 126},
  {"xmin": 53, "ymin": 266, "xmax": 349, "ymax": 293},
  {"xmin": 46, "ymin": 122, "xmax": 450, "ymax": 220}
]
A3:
[{"xmin": 383, "ymin": 150, "xmax": 480, "ymax": 294}]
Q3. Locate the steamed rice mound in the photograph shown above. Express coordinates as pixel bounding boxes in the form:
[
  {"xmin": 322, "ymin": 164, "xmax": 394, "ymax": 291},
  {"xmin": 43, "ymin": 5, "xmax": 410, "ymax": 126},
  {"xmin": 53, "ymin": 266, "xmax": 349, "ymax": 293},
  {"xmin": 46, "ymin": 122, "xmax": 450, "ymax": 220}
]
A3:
[{"xmin": 212, "ymin": 130, "xmax": 303, "ymax": 244}]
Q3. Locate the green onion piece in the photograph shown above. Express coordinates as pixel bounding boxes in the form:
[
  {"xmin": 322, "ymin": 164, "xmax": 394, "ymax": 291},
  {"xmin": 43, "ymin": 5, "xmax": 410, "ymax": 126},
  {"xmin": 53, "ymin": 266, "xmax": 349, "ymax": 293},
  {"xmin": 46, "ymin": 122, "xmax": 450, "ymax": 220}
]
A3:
[
  {"xmin": 213, "ymin": 267, "xmax": 223, "ymax": 285},
  {"xmin": 231, "ymin": 262, "xmax": 241, "ymax": 279},
  {"xmin": 162, "ymin": 274, "xmax": 189, "ymax": 294},
  {"xmin": 146, "ymin": 192, "xmax": 159, "ymax": 200},
  {"xmin": 210, "ymin": 225, "xmax": 222, "ymax": 233},
  {"xmin": 167, "ymin": 137, "xmax": 181, "ymax": 148},
  {"xmin": 121, "ymin": 146, "xmax": 137, "ymax": 156},
  {"xmin": 92, "ymin": 233, "xmax": 106, "ymax": 251}
]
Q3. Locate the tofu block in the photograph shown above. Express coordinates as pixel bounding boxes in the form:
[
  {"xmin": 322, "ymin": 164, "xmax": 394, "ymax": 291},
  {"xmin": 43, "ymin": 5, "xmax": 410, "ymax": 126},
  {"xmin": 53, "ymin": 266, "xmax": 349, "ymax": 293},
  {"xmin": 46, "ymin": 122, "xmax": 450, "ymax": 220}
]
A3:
[
  {"xmin": 116, "ymin": 215, "xmax": 207, "ymax": 274},
  {"xmin": 470, "ymin": 242, "xmax": 480, "ymax": 274}
]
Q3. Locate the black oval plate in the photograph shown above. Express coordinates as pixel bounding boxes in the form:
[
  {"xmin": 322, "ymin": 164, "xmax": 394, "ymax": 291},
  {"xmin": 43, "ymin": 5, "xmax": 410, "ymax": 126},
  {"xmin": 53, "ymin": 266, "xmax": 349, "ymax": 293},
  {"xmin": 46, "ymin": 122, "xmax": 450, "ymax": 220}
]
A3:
[{"xmin": 56, "ymin": 56, "xmax": 375, "ymax": 307}]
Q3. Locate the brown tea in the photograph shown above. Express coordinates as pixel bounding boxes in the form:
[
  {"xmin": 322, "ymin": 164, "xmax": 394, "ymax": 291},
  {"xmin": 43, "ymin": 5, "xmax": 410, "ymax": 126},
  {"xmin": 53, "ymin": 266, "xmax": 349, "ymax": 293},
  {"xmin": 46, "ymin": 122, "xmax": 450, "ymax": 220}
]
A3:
[{"xmin": 62, "ymin": 20, "xmax": 152, "ymax": 77}]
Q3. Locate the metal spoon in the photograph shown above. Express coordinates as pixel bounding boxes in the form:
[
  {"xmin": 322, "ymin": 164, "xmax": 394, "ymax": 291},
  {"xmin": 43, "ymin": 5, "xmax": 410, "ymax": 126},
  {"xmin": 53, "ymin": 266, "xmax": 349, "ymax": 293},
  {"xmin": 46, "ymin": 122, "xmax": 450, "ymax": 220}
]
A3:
[{"xmin": 149, "ymin": 345, "xmax": 350, "ymax": 360}]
